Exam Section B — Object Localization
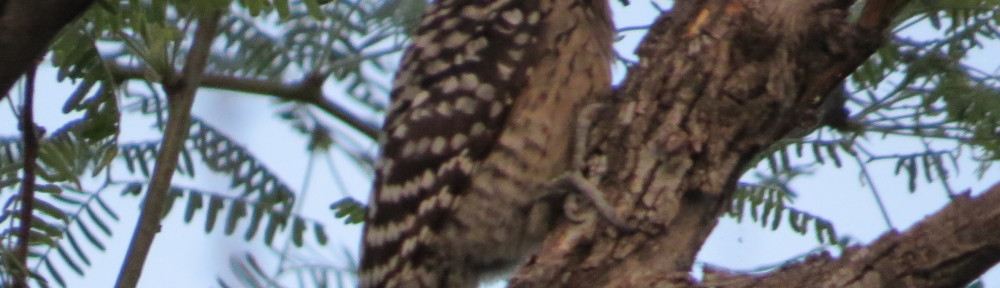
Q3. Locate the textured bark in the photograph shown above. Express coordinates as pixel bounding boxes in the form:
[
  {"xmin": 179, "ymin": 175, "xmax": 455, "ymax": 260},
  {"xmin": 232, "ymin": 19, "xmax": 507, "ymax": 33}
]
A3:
[
  {"xmin": 0, "ymin": 0, "xmax": 96, "ymax": 99},
  {"xmin": 503, "ymin": 0, "xmax": 995, "ymax": 287},
  {"xmin": 704, "ymin": 184, "xmax": 1000, "ymax": 287}
]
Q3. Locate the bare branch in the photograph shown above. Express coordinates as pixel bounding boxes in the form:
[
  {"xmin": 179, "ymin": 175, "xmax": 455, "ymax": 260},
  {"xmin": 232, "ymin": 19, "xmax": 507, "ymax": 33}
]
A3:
[
  {"xmin": 108, "ymin": 64, "xmax": 380, "ymax": 139},
  {"xmin": 12, "ymin": 61, "xmax": 37, "ymax": 288}
]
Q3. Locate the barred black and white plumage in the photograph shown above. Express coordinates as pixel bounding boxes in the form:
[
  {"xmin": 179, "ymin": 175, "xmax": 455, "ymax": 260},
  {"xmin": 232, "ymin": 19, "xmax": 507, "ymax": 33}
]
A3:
[{"xmin": 360, "ymin": 0, "xmax": 613, "ymax": 287}]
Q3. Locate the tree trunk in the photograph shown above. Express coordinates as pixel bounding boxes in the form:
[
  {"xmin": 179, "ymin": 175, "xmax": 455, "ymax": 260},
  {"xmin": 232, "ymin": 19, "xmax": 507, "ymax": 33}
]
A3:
[{"xmin": 507, "ymin": 0, "xmax": 1000, "ymax": 287}]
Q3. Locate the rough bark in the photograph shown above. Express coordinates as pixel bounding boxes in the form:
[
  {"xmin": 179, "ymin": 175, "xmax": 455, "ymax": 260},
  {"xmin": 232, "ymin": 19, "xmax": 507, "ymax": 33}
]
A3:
[
  {"xmin": 704, "ymin": 184, "xmax": 1000, "ymax": 288},
  {"xmin": 0, "ymin": 0, "xmax": 96, "ymax": 99},
  {"xmin": 505, "ymin": 0, "xmax": 994, "ymax": 287},
  {"xmin": 6, "ymin": 0, "xmax": 999, "ymax": 287}
]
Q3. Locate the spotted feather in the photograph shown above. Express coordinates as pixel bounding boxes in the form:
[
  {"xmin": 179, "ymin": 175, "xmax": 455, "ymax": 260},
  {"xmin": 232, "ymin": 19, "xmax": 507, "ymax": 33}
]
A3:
[{"xmin": 360, "ymin": 1, "xmax": 545, "ymax": 287}]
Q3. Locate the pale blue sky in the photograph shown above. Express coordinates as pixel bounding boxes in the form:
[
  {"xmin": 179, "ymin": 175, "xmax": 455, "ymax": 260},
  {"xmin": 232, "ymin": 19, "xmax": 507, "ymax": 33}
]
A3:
[{"xmin": 1, "ymin": 1, "xmax": 999, "ymax": 287}]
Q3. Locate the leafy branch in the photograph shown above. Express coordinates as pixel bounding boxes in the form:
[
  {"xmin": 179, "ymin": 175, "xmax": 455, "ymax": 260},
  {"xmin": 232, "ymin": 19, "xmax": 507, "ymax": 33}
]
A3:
[{"xmin": 115, "ymin": 11, "xmax": 222, "ymax": 288}]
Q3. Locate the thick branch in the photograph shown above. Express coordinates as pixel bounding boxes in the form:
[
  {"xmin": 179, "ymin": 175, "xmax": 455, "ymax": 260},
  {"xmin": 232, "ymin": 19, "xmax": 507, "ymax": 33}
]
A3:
[
  {"xmin": 0, "ymin": 0, "xmax": 96, "ymax": 99},
  {"xmin": 109, "ymin": 64, "xmax": 380, "ymax": 139},
  {"xmin": 705, "ymin": 182, "xmax": 1000, "ymax": 288},
  {"xmin": 513, "ymin": 0, "xmax": 910, "ymax": 287},
  {"xmin": 114, "ymin": 11, "xmax": 221, "ymax": 288}
]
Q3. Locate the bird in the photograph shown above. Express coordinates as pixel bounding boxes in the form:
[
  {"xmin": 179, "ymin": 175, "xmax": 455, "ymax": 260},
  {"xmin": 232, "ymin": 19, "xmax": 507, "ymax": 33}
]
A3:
[{"xmin": 359, "ymin": 1, "xmax": 613, "ymax": 287}]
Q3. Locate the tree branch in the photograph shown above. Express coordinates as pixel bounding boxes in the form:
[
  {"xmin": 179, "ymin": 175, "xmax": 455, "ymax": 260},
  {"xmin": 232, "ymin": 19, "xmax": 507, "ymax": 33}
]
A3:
[
  {"xmin": 0, "ymin": 0, "xmax": 96, "ymax": 99},
  {"xmin": 513, "ymin": 0, "xmax": 917, "ymax": 286},
  {"xmin": 12, "ymin": 62, "xmax": 37, "ymax": 288},
  {"xmin": 114, "ymin": 11, "xmax": 222, "ymax": 288},
  {"xmin": 705, "ymin": 182, "xmax": 1000, "ymax": 288},
  {"xmin": 108, "ymin": 64, "xmax": 380, "ymax": 139},
  {"xmin": 857, "ymin": 0, "xmax": 910, "ymax": 31}
]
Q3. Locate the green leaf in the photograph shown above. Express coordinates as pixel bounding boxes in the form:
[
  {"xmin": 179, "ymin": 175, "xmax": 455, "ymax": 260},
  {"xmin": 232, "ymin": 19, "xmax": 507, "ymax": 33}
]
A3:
[
  {"xmin": 331, "ymin": 197, "xmax": 365, "ymax": 224},
  {"xmin": 79, "ymin": 100, "xmax": 120, "ymax": 143},
  {"xmin": 93, "ymin": 144, "xmax": 118, "ymax": 177},
  {"xmin": 242, "ymin": 0, "xmax": 266, "ymax": 16},
  {"xmin": 303, "ymin": 0, "xmax": 325, "ymax": 20},
  {"xmin": 274, "ymin": 0, "xmax": 290, "ymax": 18},
  {"xmin": 33, "ymin": 199, "xmax": 69, "ymax": 223},
  {"xmin": 93, "ymin": 195, "xmax": 119, "ymax": 221},
  {"xmin": 64, "ymin": 232, "xmax": 91, "ymax": 266},
  {"xmin": 313, "ymin": 222, "xmax": 328, "ymax": 245},
  {"xmin": 84, "ymin": 206, "xmax": 112, "ymax": 236},
  {"xmin": 729, "ymin": 183, "xmax": 842, "ymax": 245},
  {"xmin": 29, "ymin": 269, "xmax": 52, "ymax": 288},
  {"xmin": 74, "ymin": 220, "xmax": 105, "ymax": 251},
  {"xmin": 28, "ymin": 214, "xmax": 65, "ymax": 239},
  {"xmin": 184, "ymin": 193, "xmax": 204, "ymax": 223},
  {"xmin": 180, "ymin": 147, "xmax": 196, "ymax": 177},
  {"xmin": 292, "ymin": 218, "xmax": 305, "ymax": 247},
  {"xmin": 206, "ymin": 197, "xmax": 225, "ymax": 233},
  {"xmin": 136, "ymin": 149, "xmax": 152, "ymax": 177},
  {"xmin": 42, "ymin": 258, "xmax": 66, "ymax": 287},
  {"xmin": 62, "ymin": 80, "xmax": 96, "ymax": 113},
  {"xmin": 161, "ymin": 188, "xmax": 184, "ymax": 219},
  {"xmin": 225, "ymin": 202, "xmax": 247, "ymax": 235},
  {"xmin": 263, "ymin": 216, "xmax": 280, "ymax": 246},
  {"xmin": 28, "ymin": 229, "xmax": 59, "ymax": 247},
  {"xmin": 55, "ymin": 245, "xmax": 84, "ymax": 275},
  {"xmin": 244, "ymin": 206, "xmax": 265, "ymax": 241},
  {"xmin": 770, "ymin": 203, "xmax": 783, "ymax": 230}
]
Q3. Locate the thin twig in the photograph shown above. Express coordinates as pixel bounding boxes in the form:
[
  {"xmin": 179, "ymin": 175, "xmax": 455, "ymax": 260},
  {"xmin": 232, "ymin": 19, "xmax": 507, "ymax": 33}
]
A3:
[
  {"xmin": 114, "ymin": 11, "xmax": 223, "ymax": 288},
  {"xmin": 853, "ymin": 149, "xmax": 896, "ymax": 230},
  {"xmin": 13, "ymin": 61, "xmax": 39, "ymax": 288},
  {"xmin": 273, "ymin": 151, "xmax": 317, "ymax": 279},
  {"xmin": 109, "ymin": 64, "xmax": 381, "ymax": 139}
]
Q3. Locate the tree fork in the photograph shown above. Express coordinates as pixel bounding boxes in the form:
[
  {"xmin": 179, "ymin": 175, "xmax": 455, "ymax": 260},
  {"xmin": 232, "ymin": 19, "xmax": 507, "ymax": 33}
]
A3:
[
  {"xmin": 115, "ymin": 11, "xmax": 222, "ymax": 288},
  {"xmin": 511, "ymin": 0, "xmax": 908, "ymax": 287}
]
